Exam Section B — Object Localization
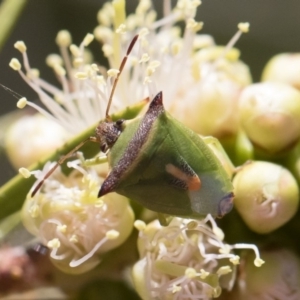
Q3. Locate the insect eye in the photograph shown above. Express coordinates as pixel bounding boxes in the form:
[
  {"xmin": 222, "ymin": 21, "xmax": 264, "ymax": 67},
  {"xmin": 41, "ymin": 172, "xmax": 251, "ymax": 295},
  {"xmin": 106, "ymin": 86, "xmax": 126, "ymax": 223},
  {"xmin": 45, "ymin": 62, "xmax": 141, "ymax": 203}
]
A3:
[
  {"xmin": 116, "ymin": 119, "xmax": 124, "ymax": 126},
  {"xmin": 101, "ymin": 143, "xmax": 108, "ymax": 153}
]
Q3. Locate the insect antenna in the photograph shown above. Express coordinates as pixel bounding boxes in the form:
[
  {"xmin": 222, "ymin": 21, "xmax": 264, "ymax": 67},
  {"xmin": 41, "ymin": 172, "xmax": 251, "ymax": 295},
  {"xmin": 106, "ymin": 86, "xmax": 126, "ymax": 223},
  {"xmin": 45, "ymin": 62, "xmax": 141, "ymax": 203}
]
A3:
[
  {"xmin": 105, "ymin": 34, "xmax": 139, "ymax": 120},
  {"xmin": 0, "ymin": 83, "xmax": 24, "ymax": 100},
  {"xmin": 31, "ymin": 35, "xmax": 139, "ymax": 197}
]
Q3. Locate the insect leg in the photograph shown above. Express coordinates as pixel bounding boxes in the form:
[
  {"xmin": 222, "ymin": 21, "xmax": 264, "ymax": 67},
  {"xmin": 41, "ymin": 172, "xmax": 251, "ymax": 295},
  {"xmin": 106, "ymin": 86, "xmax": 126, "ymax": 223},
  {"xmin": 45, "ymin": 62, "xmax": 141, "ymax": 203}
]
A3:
[{"xmin": 31, "ymin": 136, "xmax": 98, "ymax": 197}]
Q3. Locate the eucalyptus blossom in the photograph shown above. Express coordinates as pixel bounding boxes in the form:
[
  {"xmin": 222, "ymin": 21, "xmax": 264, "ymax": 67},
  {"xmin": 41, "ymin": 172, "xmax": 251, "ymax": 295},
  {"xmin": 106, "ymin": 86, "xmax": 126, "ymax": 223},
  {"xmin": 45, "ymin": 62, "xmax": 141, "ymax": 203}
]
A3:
[
  {"xmin": 3, "ymin": 1, "xmax": 269, "ymax": 298},
  {"xmin": 132, "ymin": 216, "xmax": 264, "ymax": 300},
  {"xmin": 20, "ymin": 160, "xmax": 134, "ymax": 274}
]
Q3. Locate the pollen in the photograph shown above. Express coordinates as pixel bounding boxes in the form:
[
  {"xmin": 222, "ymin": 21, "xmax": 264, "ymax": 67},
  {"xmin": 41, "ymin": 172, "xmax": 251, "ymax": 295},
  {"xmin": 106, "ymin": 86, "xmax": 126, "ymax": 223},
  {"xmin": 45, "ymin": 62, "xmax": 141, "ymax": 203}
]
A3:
[
  {"xmin": 149, "ymin": 60, "xmax": 161, "ymax": 68},
  {"xmin": 56, "ymin": 30, "xmax": 72, "ymax": 47},
  {"xmin": 186, "ymin": 19, "xmax": 203, "ymax": 32},
  {"xmin": 54, "ymin": 93, "xmax": 64, "ymax": 104},
  {"xmin": 83, "ymin": 33, "xmax": 94, "ymax": 47},
  {"xmin": 16, "ymin": 97, "xmax": 27, "ymax": 109},
  {"xmin": 230, "ymin": 255, "xmax": 240, "ymax": 265},
  {"xmin": 185, "ymin": 267, "xmax": 197, "ymax": 279},
  {"xmin": 106, "ymin": 230, "xmax": 120, "ymax": 240},
  {"xmin": 199, "ymin": 269, "xmax": 209, "ymax": 279},
  {"xmin": 107, "ymin": 68, "xmax": 120, "ymax": 77},
  {"xmin": 27, "ymin": 68, "xmax": 40, "ymax": 79},
  {"xmin": 73, "ymin": 58, "xmax": 84, "ymax": 68},
  {"xmin": 69, "ymin": 44, "xmax": 81, "ymax": 57},
  {"xmin": 143, "ymin": 76, "xmax": 152, "ymax": 84},
  {"xmin": 30, "ymin": 67, "xmax": 41, "ymax": 80},
  {"xmin": 217, "ymin": 266, "xmax": 232, "ymax": 276},
  {"xmin": 238, "ymin": 22, "xmax": 250, "ymax": 33},
  {"xmin": 172, "ymin": 285, "xmax": 182, "ymax": 293},
  {"xmin": 54, "ymin": 64, "xmax": 66, "ymax": 76},
  {"xmin": 91, "ymin": 64, "xmax": 99, "ymax": 71},
  {"xmin": 139, "ymin": 27, "xmax": 149, "ymax": 37},
  {"xmin": 219, "ymin": 244, "xmax": 231, "ymax": 254},
  {"xmin": 134, "ymin": 220, "xmax": 146, "ymax": 231},
  {"xmin": 9, "ymin": 58, "xmax": 21, "ymax": 71},
  {"xmin": 139, "ymin": 53, "xmax": 150, "ymax": 63},
  {"xmin": 47, "ymin": 238, "xmax": 61, "ymax": 249},
  {"xmin": 14, "ymin": 41, "xmax": 27, "ymax": 53},
  {"xmin": 146, "ymin": 66, "xmax": 156, "ymax": 76},
  {"xmin": 254, "ymin": 258, "xmax": 265, "ymax": 267},
  {"xmin": 75, "ymin": 71, "xmax": 88, "ymax": 80},
  {"xmin": 57, "ymin": 224, "xmax": 67, "ymax": 233},
  {"xmin": 115, "ymin": 23, "xmax": 126, "ymax": 34},
  {"xmin": 69, "ymin": 235, "xmax": 78, "ymax": 243},
  {"xmin": 19, "ymin": 167, "xmax": 31, "ymax": 178},
  {"xmin": 46, "ymin": 54, "xmax": 63, "ymax": 67}
]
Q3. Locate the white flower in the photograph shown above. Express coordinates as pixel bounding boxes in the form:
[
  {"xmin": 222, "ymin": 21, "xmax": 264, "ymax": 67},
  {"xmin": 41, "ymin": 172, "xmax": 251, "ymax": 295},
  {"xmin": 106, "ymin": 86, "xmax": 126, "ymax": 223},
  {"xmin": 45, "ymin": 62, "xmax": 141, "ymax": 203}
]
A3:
[
  {"xmin": 95, "ymin": 1, "xmax": 251, "ymax": 138},
  {"xmin": 21, "ymin": 160, "xmax": 134, "ymax": 274},
  {"xmin": 9, "ymin": 0, "xmax": 251, "ymax": 141},
  {"xmin": 9, "ymin": 32, "xmax": 149, "ymax": 136},
  {"xmin": 132, "ymin": 216, "xmax": 263, "ymax": 300}
]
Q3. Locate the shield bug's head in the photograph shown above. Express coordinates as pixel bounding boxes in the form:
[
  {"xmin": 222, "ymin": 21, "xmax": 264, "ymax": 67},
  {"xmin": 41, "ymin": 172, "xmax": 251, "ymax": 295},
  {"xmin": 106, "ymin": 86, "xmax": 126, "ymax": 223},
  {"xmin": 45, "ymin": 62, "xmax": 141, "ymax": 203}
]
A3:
[{"xmin": 95, "ymin": 119, "xmax": 125, "ymax": 153}]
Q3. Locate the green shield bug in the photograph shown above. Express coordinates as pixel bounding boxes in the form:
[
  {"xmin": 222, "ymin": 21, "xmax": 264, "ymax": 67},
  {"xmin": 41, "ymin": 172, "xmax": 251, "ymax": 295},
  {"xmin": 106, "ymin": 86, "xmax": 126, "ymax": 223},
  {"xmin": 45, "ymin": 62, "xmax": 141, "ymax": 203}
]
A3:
[{"xmin": 32, "ymin": 35, "xmax": 234, "ymax": 220}]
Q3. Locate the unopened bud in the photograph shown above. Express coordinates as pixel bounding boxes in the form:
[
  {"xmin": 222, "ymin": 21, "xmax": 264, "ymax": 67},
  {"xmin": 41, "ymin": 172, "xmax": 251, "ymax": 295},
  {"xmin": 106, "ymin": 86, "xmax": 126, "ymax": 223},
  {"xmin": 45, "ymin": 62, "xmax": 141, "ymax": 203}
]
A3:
[
  {"xmin": 239, "ymin": 82, "xmax": 300, "ymax": 155},
  {"xmin": 233, "ymin": 161, "xmax": 299, "ymax": 233}
]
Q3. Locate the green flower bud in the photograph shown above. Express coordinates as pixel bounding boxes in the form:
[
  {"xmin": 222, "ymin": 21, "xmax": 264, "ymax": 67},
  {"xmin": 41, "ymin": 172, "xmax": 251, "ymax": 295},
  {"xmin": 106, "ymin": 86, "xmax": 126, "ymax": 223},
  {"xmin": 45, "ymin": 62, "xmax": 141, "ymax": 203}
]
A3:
[
  {"xmin": 233, "ymin": 161, "xmax": 299, "ymax": 234},
  {"xmin": 238, "ymin": 82, "xmax": 300, "ymax": 155},
  {"xmin": 262, "ymin": 53, "xmax": 300, "ymax": 90},
  {"xmin": 5, "ymin": 114, "xmax": 68, "ymax": 169}
]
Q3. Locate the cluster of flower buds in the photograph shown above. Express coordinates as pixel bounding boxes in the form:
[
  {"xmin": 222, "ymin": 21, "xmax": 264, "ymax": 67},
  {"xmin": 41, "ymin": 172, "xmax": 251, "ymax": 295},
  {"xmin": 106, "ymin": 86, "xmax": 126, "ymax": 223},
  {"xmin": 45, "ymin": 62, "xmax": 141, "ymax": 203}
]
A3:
[{"xmin": 2, "ymin": 0, "xmax": 300, "ymax": 299}]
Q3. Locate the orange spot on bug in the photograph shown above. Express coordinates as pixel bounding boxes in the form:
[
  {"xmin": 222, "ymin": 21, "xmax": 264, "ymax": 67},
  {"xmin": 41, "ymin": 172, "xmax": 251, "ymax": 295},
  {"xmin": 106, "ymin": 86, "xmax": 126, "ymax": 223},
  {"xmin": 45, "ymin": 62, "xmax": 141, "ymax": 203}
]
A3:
[{"xmin": 166, "ymin": 164, "xmax": 201, "ymax": 191}]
